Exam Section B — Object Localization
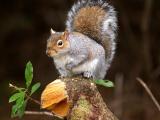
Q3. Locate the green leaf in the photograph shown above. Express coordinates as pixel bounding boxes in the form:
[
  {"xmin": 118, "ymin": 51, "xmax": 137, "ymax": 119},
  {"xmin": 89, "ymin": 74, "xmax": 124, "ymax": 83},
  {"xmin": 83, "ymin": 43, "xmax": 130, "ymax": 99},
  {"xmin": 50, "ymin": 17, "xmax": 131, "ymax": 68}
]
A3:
[
  {"xmin": 11, "ymin": 92, "xmax": 25, "ymax": 118},
  {"xmin": 25, "ymin": 61, "xmax": 33, "ymax": 88},
  {"xmin": 16, "ymin": 98, "xmax": 24, "ymax": 109},
  {"xmin": 11, "ymin": 104, "xmax": 19, "ymax": 118},
  {"xmin": 17, "ymin": 100, "xmax": 27, "ymax": 118},
  {"xmin": 15, "ymin": 92, "xmax": 25, "ymax": 108},
  {"xmin": 11, "ymin": 100, "xmax": 27, "ymax": 118},
  {"xmin": 94, "ymin": 79, "xmax": 114, "ymax": 87},
  {"xmin": 9, "ymin": 92, "xmax": 21, "ymax": 103},
  {"xmin": 30, "ymin": 82, "xmax": 41, "ymax": 95}
]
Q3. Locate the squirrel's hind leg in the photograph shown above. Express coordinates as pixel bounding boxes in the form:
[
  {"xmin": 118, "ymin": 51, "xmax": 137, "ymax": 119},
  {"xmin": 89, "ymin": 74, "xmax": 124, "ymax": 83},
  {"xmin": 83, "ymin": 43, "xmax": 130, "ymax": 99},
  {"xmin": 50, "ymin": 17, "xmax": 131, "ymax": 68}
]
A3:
[
  {"xmin": 72, "ymin": 58, "xmax": 99, "ymax": 79},
  {"xmin": 83, "ymin": 57, "xmax": 107, "ymax": 80}
]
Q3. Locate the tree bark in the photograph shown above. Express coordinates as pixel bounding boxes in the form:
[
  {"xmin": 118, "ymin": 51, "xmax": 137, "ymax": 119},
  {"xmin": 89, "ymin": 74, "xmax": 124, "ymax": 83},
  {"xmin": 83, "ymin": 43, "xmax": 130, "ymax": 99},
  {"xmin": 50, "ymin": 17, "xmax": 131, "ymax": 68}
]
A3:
[{"xmin": 61, "ymin": 77, "xmax": 119, "ymax": 120}]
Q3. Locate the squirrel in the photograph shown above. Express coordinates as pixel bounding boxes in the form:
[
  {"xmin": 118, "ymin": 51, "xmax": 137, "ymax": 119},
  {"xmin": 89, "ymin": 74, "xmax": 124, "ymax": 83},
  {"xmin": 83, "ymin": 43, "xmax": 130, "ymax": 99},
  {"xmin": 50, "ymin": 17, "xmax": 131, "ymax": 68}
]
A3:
[{"xmin": 46, "ymin": 0, "xmax": 117, "ymax": 79}]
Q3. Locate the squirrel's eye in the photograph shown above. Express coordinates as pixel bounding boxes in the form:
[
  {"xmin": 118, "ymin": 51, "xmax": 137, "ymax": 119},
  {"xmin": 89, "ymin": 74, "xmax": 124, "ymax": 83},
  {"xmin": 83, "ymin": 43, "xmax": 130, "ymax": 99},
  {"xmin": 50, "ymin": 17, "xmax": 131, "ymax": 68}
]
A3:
[{"xmin": 57, "ymin": 40, "xmax": 63, "ymax": 47}]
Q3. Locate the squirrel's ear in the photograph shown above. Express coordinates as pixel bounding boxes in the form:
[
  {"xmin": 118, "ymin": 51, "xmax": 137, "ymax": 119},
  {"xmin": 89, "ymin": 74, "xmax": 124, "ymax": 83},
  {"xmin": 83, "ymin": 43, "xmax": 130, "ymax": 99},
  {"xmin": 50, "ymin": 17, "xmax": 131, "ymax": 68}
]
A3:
[
  {"xmin": 63, "ymin": 30, "xmax": 69, "ymax": 40},
  {"xmin": 50, "ymin": 28, "xmax": 56, "ymax": 34}
]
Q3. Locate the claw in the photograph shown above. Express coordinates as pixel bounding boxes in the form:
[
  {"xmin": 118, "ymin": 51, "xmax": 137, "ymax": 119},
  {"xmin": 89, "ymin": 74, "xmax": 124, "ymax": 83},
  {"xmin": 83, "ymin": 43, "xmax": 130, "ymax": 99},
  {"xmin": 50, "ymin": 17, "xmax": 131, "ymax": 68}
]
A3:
[{"xmin": 83, "ymin": 71, "xmax": 94, "ymax": 79}]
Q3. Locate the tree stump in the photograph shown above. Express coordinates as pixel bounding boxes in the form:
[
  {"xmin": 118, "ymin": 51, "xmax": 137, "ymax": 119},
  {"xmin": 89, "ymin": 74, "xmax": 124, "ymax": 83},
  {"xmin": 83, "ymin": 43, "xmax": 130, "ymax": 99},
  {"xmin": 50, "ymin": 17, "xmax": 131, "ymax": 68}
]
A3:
[{"xmin": 41, "ymin": 77, "xmax": 119, "ymax": 120}]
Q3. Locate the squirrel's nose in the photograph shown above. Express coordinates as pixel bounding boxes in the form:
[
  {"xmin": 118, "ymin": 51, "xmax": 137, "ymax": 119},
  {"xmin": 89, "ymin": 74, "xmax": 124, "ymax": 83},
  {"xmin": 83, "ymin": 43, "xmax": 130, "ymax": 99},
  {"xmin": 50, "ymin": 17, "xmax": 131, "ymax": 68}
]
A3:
[{"xmin": 46, "ymin": 50, "xmax": 51, "ymax": 56}]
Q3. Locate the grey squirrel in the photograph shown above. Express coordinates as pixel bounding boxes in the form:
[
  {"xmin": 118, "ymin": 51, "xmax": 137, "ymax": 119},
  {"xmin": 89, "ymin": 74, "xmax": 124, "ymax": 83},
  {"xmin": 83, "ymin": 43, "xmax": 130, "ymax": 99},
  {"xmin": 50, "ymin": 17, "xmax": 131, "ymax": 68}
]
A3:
[{"xmin": 46, "ymin": 0, "xmax": 117, "ymax": 79}]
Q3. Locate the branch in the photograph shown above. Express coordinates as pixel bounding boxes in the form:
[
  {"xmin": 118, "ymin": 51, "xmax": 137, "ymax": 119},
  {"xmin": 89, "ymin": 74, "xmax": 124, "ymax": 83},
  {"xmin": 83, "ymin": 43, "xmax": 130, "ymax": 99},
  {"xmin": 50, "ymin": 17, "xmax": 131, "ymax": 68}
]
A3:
[
  {"xmin": 26, "ymin": 94, "xmax": 40, "ymax": 105},
  {"xmin": 25, "ymin": 111, "xmax": 63, "ymax": 119},
  {"xmin": 137, "ymin": 78, "xmax": 160, "ymax": 112},
  {"xmin": 41, "ymin": 77, "xmax": 119, "ymax": 120},
  {"xmin": 9, "ymin": 83, "xmax": 40, "ymax": 105},
  {"xmin": 25, "ymin": 111, "xmax": 53, "ymax": 116}
]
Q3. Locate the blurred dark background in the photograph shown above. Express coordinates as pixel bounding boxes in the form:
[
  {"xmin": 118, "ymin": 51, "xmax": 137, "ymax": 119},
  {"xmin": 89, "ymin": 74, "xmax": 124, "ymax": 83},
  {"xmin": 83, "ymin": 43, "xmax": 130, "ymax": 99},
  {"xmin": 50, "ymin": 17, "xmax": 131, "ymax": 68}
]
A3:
[{"xmin": 1, "ymin": 0, "xmax": 160, "ymax": 120}]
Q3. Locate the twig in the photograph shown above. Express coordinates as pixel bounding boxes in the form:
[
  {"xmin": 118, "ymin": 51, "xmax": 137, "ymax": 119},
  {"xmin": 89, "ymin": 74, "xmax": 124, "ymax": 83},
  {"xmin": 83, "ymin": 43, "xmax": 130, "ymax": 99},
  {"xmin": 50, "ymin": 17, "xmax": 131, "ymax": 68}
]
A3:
[
  {"xmin": 9, "ymin": 83, "xmax": 23, "ymax": 91},
  {"xmin": 9, "ymin": 84, "xmax": 62, "ymax": 118},
  {"xmin": 137, "ymin": 78, "xmax": 160, "ymax": 112},
  {"xmin": 9, "ymin": 83, "xmax": 41, "ymax": 105},
  {"xmin": 25, "ymin": 111, "xmax": 53, "ymax": 116},
  {"xmin": 25, "ymin": 111, "xmax": 63, "ymax": 119},
  {"xmin": 26, "ymin": 94, "xmax": 41, "ymax": 105}
]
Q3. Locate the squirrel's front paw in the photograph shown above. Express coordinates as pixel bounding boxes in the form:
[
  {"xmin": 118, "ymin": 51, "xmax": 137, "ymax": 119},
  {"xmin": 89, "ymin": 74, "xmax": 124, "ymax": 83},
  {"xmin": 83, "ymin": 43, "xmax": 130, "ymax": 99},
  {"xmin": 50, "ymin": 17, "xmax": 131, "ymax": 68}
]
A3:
[
  {"xmin": 66, "ymin": 63, "xmax": 74, "ymax": 70},
  {"xmin": 83, "ymin": 71, "xmax": 94, "ymax": 79}
]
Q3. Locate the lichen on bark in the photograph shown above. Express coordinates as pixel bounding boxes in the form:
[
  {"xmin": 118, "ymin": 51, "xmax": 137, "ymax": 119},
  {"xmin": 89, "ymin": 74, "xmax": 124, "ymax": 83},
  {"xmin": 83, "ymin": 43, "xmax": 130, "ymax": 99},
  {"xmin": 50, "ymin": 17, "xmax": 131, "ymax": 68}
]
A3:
[{"xmin": 70, "ymin": 96, "xmax": 92, "ymax": 120}]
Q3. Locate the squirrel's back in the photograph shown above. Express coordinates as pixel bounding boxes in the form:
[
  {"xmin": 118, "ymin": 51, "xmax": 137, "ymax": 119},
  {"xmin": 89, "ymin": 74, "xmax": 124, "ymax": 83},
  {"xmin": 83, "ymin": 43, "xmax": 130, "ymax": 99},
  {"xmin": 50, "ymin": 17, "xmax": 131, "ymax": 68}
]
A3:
[{"xmin": 66, "ymin": 0, "xmax": 117, "ymax": 66}]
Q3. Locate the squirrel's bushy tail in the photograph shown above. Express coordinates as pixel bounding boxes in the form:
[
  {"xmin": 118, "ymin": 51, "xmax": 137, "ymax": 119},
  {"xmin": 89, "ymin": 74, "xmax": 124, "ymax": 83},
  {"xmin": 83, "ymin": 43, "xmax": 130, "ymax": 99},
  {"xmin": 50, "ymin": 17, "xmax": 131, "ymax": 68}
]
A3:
[{"xmin": 66, "ymin": 0, "xmax": 117, "ymax": 66}]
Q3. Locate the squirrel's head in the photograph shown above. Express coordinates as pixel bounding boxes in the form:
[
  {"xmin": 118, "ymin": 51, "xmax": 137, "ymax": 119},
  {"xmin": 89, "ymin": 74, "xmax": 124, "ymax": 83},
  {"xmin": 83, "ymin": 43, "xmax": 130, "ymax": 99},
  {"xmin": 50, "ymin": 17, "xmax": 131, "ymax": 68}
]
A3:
[{"xmin": 46, "ymin": 29, "xmax": 70, "ymax": 57}]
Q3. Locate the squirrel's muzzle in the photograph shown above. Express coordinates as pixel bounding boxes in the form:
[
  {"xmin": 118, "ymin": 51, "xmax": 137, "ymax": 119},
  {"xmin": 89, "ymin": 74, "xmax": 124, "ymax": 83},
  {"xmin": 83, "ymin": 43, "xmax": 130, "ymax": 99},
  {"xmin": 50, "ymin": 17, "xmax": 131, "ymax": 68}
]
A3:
[
  {"xmin": 46, "ymin": 48, "xmax": 57, "ymax": 57},
  {"xmin": 46, "ymin": 50, "xmax": 51, "ymax": 56},
  {"xmin": 46, "ymin": 48, "xmax": 55, "ymax": 57}
]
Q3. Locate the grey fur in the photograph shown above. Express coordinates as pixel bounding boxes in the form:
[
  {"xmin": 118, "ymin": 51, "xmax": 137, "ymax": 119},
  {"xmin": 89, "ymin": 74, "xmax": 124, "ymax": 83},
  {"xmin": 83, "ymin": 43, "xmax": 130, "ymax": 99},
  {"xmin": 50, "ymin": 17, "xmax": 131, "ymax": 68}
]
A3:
[{"xmin": 54, "ymin": 32, "xmax": 106, "ymax": 79}]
